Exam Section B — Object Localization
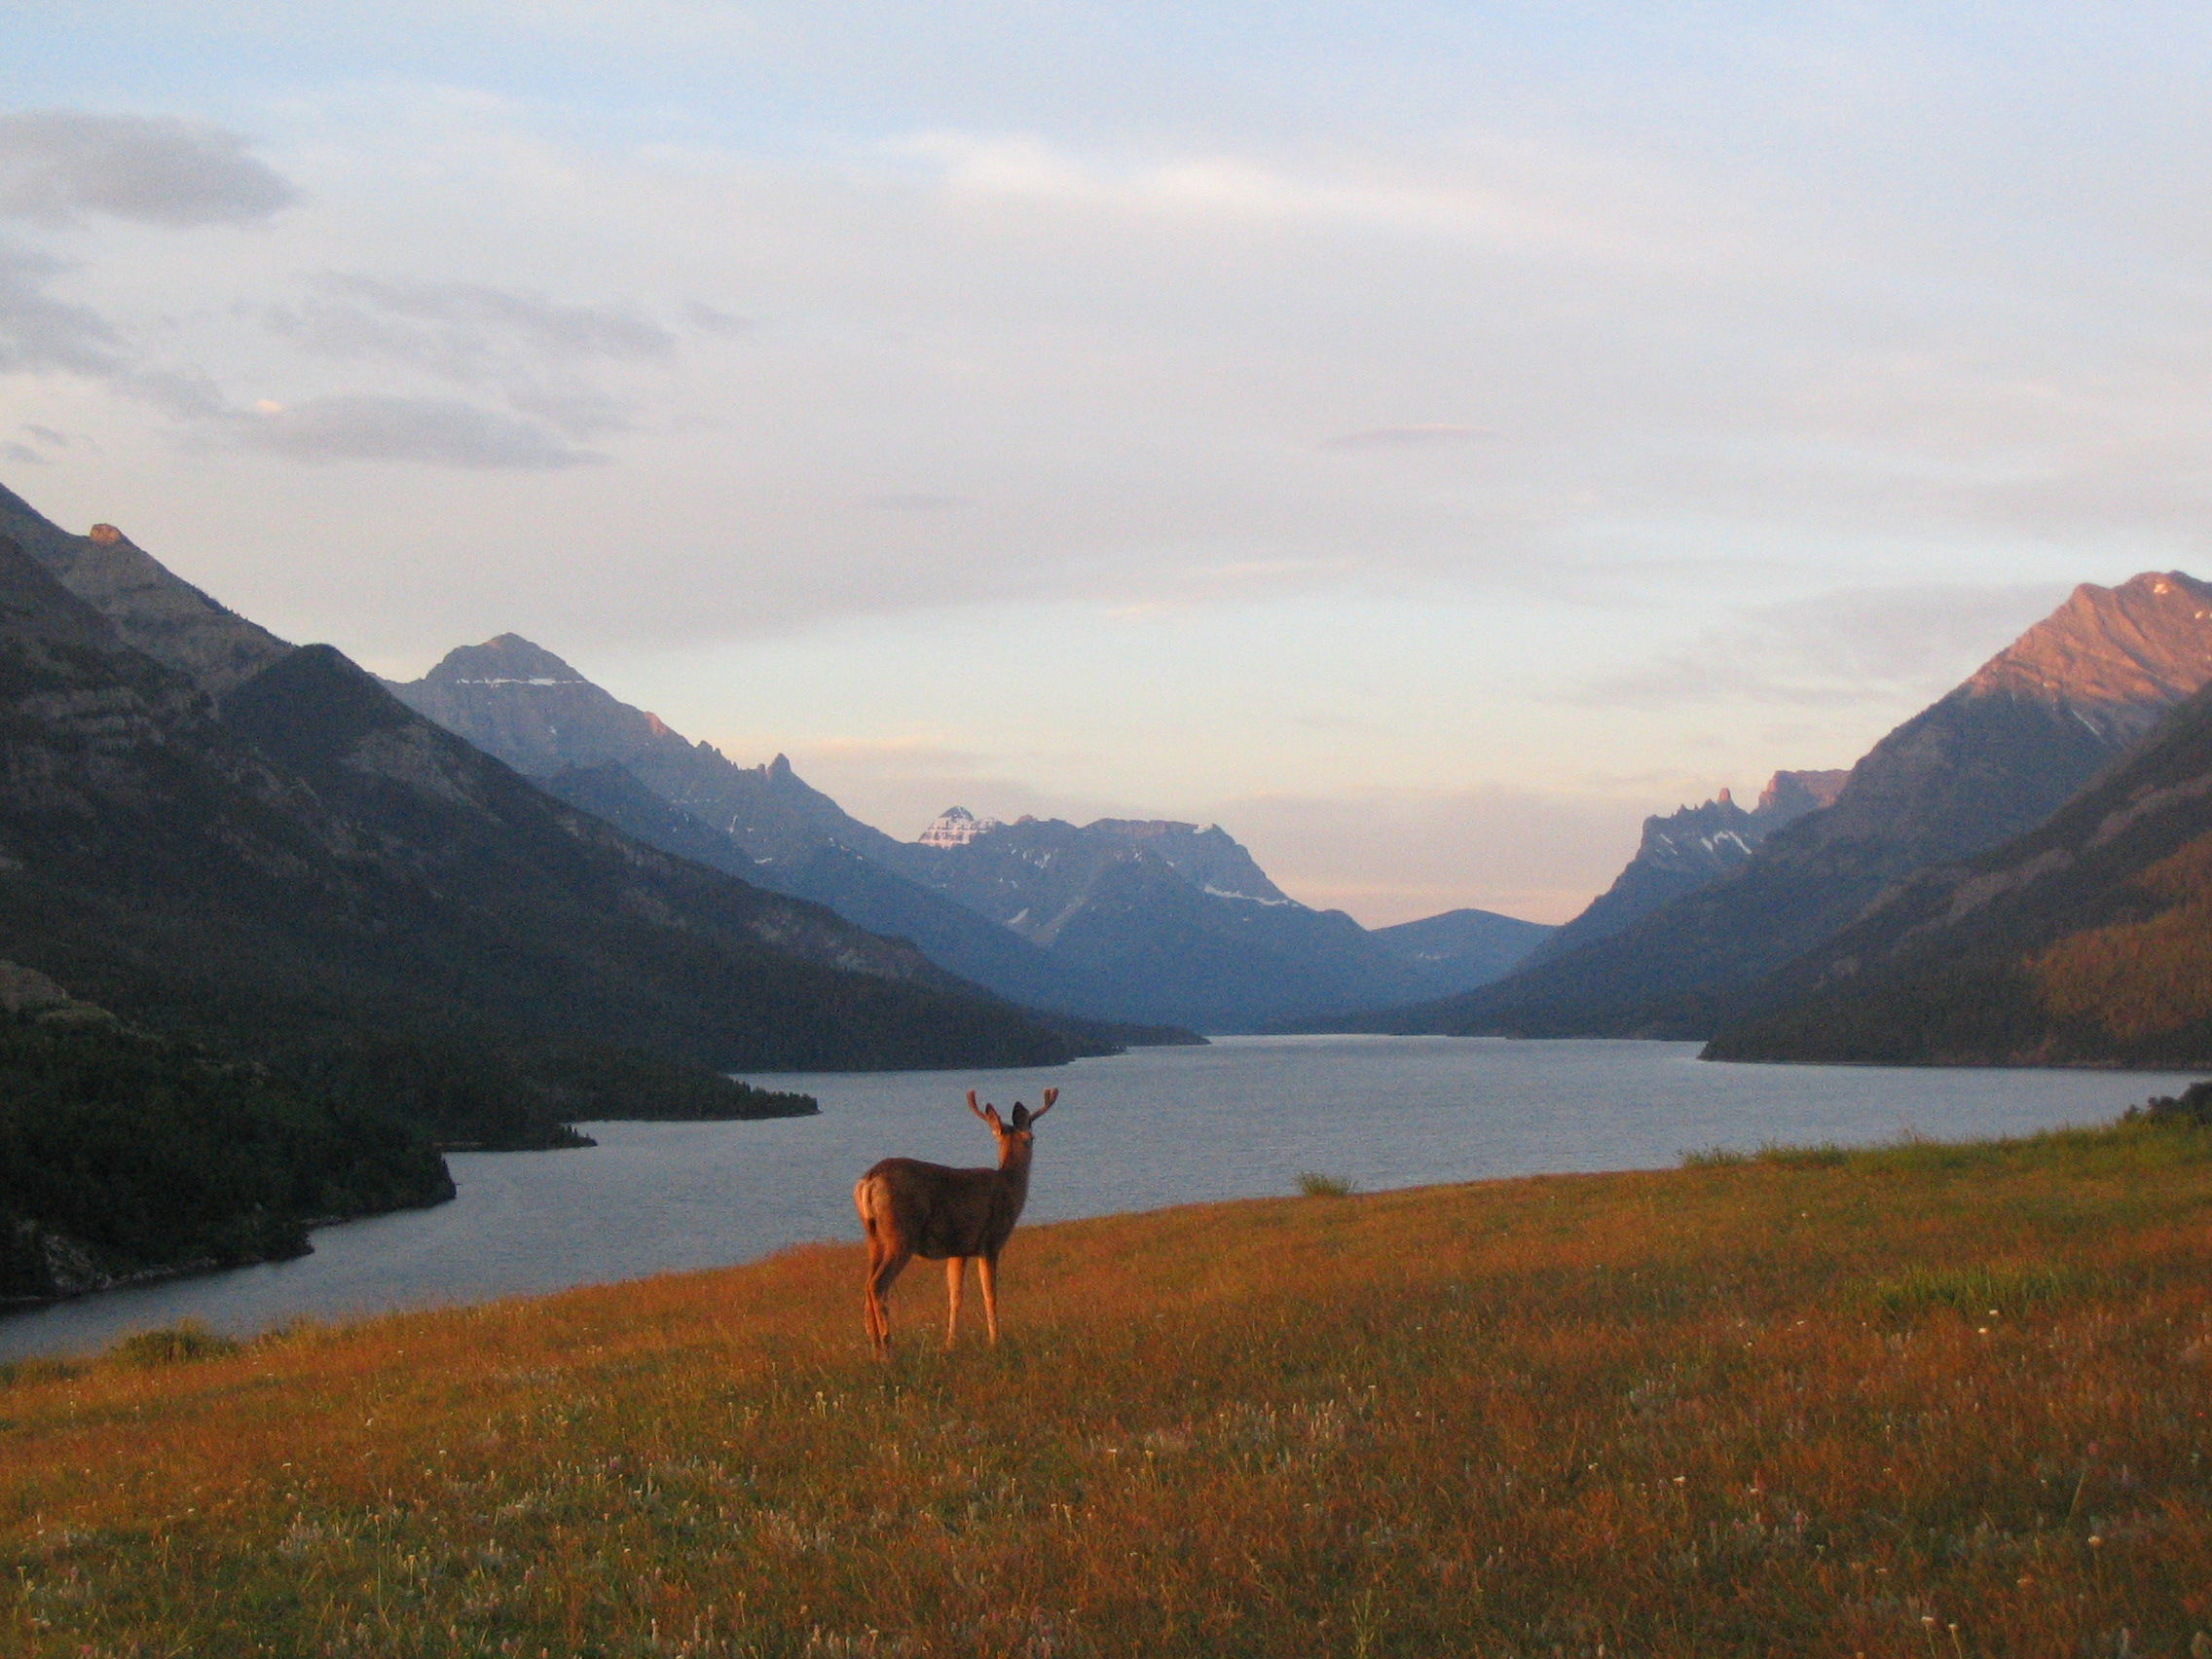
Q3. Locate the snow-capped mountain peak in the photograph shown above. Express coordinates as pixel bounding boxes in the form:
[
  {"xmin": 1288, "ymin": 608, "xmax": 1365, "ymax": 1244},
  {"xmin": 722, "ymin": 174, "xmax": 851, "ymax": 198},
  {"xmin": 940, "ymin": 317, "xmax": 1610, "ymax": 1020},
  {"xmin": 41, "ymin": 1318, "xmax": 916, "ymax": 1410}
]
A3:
[{"xmin": 918, "ymin": 805, "xmax": 1002, "ymax": 848}]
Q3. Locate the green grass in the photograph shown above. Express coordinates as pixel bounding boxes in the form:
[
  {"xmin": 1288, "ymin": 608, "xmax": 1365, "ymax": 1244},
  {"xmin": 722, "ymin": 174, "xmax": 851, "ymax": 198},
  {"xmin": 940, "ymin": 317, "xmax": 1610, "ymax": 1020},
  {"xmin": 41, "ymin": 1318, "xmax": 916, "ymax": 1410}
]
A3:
[
  {"xmin": 108, "ymin": 1318, "xmax": 243, "ymax": 1369},
  {"xmin": 5, "ymin": 1115, "xmax": 2212, "ymax": 1655}
]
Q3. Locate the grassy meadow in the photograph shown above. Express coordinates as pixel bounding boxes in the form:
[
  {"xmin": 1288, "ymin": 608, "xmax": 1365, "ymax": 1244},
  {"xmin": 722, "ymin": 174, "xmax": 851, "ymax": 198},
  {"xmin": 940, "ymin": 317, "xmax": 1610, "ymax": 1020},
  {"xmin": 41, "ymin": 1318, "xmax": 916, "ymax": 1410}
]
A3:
[{"xmin": 6, "ymin": 1118, "xmax": 2212, "ymax": 1656}]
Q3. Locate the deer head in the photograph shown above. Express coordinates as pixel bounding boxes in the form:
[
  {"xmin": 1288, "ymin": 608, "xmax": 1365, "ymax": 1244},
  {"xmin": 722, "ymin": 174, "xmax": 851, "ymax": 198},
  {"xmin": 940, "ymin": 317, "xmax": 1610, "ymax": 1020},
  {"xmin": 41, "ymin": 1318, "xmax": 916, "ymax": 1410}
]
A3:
[{"xmin": 968, "ymin": 1087, "xmax": 1056, "ymax": 1165}]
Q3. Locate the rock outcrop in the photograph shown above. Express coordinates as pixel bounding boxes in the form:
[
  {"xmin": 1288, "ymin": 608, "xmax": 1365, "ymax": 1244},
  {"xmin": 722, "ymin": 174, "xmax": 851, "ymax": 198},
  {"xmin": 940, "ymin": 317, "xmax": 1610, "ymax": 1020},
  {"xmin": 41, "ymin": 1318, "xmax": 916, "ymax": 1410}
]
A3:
[{"xmin": 1524, "ymin": 768, "xmax": 1850, "ymax": 968}]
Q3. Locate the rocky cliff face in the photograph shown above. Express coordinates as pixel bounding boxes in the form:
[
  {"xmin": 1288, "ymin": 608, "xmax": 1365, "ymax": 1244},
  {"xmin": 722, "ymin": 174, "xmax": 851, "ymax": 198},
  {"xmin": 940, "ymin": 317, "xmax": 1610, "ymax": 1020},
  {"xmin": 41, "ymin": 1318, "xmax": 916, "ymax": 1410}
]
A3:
[
  {"xmin": 1963, "ymin": 571, "xmax": 2212, "ymax": 743},
  {"xmin": 1384, "ymin": 571, "xmax": 2212, "ymax": 1039},
  {"xmin": 1756, "ymin": 769, "xmax": 1852, "ymax": 820},
  {"xmin": 1526, "ymin": 769, "xmax": 1850, "ymax": 967}
]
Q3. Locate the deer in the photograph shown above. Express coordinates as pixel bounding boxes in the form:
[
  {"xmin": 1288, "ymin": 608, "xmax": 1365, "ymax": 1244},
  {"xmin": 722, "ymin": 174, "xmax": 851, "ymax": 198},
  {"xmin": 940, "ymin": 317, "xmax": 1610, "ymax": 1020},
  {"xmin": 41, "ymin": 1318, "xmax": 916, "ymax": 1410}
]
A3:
[{"xmin": 853, "ymin": 1086, "xmax": 1056, "ymax": 1359}]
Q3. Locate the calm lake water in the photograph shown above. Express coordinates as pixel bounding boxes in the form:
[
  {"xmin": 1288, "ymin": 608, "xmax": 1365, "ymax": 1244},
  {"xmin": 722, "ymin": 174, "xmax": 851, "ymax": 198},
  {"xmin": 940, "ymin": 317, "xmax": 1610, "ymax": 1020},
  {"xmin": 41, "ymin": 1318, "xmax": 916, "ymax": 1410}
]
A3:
[{"xmin": 1, "ymin": 1035, "xmax": 2192, "ymax": 1361}]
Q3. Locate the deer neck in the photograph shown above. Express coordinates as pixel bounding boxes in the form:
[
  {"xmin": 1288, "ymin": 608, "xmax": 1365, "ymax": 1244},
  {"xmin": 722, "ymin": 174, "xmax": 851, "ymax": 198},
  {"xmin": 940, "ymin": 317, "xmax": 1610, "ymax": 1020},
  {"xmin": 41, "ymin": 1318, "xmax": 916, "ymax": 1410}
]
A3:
[{"xmin": 995, "ymin": 1140, "xmax": 1034, "ymax": 1200}]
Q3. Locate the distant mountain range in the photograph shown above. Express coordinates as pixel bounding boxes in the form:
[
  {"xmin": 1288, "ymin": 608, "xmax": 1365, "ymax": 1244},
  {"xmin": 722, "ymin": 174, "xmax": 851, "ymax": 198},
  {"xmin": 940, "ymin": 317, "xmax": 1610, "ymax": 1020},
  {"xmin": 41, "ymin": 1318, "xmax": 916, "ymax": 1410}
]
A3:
[
  {"xmin": 888, "ymin": 810, "xmax": 1553, "ymax": 1029},
  {"xmin": 0, "ymin": 483, "xmax": 1116, "ymax": 1154},
  {"xmin": 1366, "ymin": 571, "xmax": 2212, "ymax": 1042},
  {"xmin": 390, "ymin": 635, "xmax": 1556, "ymax": 1030}
]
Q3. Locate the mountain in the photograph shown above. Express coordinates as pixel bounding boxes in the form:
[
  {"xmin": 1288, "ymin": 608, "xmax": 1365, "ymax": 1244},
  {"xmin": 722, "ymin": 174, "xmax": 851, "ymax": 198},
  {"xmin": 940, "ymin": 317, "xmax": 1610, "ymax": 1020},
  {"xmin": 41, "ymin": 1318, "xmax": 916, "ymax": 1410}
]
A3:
[
  {"xmin": 393, "ymin": 636, "xmax": 906, "ymax": 864},
  {"xmin": 890, "ymin": 812, "xmax": 1550, "ymax": 1029},
  {"xmin": 1521, "ymin": 770, "xmax": 1848, "ymax": 968},
  {"xmin": 0, "ymin": 484, "xmax": 1101, "ymax": 1148},
  {"xmin": 1365, "ymin": 908, "xmax": 1560, "ymax": 988},
  {"xmin": 1379, "ymin": 571, "xmax": 2212, "ymax": 1038},
  {"xmin": 0, "ymin": 502, "xmax": 290, "ymax": 694},
  {"xmin": 394, "ymin": 637, "xmax": 1551, "ymax": 1029},
  {"xmin": 388, "ymin": 638, "xmax": 1154, "ymax": 1022},
  {"xmin": 1706, "ymin": 676, "xmax": 2212, "ymax": 1066}
]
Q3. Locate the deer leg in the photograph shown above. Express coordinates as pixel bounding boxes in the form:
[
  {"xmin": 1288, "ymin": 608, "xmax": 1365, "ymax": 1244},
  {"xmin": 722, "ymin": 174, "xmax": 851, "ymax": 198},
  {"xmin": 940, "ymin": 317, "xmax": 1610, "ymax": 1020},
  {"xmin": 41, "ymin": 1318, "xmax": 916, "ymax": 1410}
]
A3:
[
  {"xmin": 866, "ymin": 1246, "xmax": 910, "ymax": 1361},
  {"xmin": 861, "ymin": 1243, "xmax": 881, "ymax": 1351},
  {"xmin": 977, "ymin": 1254, "xmax": 1000, "ymax": 1346},
  {"xmin": 945, "ymin": 1257, "xmax": 966, "ymax": 1348}
]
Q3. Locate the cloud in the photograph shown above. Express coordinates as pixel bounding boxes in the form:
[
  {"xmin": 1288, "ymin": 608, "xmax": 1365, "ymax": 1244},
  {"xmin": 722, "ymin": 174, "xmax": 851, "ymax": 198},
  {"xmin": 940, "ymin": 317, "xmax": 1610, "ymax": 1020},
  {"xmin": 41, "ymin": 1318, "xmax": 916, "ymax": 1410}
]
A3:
[
  {"xmin": 259, "ymin": 273, "xmax": 673, "ymax": 373},
  {"xmin": 247, "ymin": 273, "xmax": 676, "ymax": 444},
  {"xmin": 682, "ymin": 299, "xmax": 753, "ymax": 336},
  {"xmin": 0, "ymin": 111, "xmax": 295, "ymax": 228},
  {"xmin": 235, "ymin": 395, "xmax": 600, "ymax": 469},
  {"xmin": 0, "ymin": 244, "xmax": 122, "ymax": 375}
]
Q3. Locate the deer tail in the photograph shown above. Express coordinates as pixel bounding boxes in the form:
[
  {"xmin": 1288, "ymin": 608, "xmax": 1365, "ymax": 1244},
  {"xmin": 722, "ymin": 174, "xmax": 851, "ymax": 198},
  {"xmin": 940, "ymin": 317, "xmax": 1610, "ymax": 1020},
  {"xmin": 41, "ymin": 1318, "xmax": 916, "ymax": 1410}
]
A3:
[{"xmin": 854, "ymin": 1174, "xmax": 885, "ymax": 1242}]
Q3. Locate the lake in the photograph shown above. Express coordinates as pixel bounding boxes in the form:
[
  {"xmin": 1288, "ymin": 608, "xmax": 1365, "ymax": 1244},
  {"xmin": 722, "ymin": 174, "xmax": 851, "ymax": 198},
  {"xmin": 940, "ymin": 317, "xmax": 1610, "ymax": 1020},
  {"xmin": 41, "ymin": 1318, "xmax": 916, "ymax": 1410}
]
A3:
[{"xmin": 0, "ymin": 1035, "xmax": 2192, "ymax": 1361}]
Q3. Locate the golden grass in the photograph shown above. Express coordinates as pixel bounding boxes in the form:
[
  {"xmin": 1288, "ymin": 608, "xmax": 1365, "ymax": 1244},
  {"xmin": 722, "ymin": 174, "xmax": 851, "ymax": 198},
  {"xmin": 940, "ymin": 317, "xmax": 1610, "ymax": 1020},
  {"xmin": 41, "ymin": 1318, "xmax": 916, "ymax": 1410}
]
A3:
[{"xmin": 6, "ymin": 1122, "xmax": 2212, "ymax": 1656}]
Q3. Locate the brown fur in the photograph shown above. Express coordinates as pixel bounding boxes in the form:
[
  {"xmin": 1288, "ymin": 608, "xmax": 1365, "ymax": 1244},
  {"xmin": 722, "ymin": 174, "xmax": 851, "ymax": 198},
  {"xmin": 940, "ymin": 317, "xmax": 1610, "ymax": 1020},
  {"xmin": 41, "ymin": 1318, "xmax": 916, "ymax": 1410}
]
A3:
[{"xmin": 854, "ymin": 1087, "xmax": 1056, "ymax": 1358}]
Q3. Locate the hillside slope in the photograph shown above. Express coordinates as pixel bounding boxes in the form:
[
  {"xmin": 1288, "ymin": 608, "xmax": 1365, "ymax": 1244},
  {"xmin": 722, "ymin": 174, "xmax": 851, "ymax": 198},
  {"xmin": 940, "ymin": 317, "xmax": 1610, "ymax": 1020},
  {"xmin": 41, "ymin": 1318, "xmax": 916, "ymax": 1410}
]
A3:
[
  {"xmin": 1707, "ymin": 678, "xmax": 2212, "ymax": 1065},
  {"xmin": 1385, "ymin": 572, "xmax": 2212, "ymax": 1037},
  {"xmin": 5, "ymin": 1117, "xmax": 2209, "ymax": 1654},
  {"xmin": 0, "ymin": 1008, "xmax": 454, "ymax": 1304}
]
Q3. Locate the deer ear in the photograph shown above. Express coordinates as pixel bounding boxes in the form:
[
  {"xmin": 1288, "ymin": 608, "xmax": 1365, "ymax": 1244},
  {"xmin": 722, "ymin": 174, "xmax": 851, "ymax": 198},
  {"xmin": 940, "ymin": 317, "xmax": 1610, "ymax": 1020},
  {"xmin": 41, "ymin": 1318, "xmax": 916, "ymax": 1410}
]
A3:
[{"xmin": 1011, "ymin": 1103, "xmax": 1031, "ymax": 1129}]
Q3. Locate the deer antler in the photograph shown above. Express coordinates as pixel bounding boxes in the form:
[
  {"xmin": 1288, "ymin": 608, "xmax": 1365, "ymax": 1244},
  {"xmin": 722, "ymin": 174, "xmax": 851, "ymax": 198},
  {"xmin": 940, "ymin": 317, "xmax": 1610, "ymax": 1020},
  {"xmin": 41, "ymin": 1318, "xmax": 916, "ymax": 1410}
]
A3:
[
  {"xmin": 1030, "ymin": 1086, "xmax": 1058, "ymax": 1120},
  {"xmin": 967, "ymin": 1088, "xmax": 988, "ymax": 1122}
]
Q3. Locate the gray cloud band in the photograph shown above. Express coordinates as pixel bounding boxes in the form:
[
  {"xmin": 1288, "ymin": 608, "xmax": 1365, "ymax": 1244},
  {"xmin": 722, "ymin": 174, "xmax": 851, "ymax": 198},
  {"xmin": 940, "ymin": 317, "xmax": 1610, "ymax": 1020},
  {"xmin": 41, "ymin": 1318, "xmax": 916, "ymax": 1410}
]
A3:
[{"xmin": 0, "ymin": 110, "xmax": 296, "ymax": 228}]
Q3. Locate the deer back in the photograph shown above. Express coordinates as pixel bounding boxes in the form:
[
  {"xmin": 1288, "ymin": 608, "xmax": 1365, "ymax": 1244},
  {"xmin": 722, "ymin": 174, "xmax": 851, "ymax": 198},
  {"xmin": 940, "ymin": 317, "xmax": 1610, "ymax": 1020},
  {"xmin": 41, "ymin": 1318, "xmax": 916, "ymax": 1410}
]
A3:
[{"xmin": 863, "ymin": 1156, "xmax": 1030, "ymax": 1260}]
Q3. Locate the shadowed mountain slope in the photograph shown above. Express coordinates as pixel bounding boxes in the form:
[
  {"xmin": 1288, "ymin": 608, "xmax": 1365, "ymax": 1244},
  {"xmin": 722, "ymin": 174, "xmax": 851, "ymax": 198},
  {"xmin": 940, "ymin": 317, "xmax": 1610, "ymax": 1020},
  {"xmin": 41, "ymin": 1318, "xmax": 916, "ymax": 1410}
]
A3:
[
  {"xmin": 1365, "ymin": 907, "xmax": 1558, "ymax": 989},
  {"xmin": 1706, "ymin": 677, "xmax": 2212, "ymax": 1065},
  {"xmin": 1376, "ymin": 572, "xmax": 2212, "ymax": 1038},
  {"xmin": 0, "ymin": 492, "xmax": 1098, "ymax": 1145}
]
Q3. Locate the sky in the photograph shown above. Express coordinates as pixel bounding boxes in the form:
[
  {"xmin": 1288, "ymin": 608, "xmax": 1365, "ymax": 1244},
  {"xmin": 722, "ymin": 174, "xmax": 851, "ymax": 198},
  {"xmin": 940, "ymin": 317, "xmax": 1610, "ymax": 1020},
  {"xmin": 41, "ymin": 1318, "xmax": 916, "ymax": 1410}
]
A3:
[{"xmin": 5, "ymin": 4, "xmax": 2212, "ymax": 924}]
